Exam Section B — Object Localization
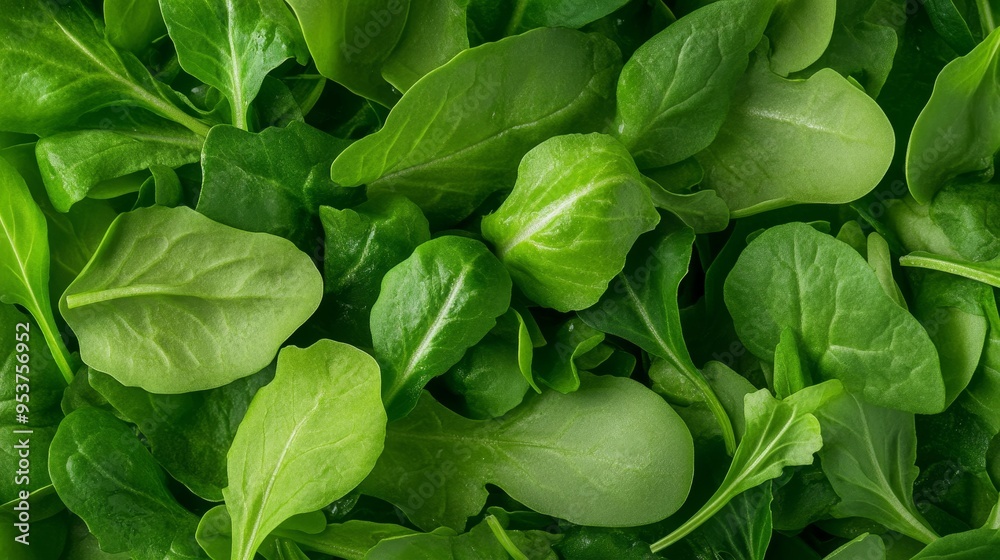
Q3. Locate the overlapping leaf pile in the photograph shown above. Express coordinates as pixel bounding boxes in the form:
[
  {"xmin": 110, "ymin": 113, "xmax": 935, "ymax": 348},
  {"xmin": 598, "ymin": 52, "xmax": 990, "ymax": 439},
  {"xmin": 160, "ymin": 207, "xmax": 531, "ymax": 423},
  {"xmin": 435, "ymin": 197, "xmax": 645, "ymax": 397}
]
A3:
[{"xmin": 3, "ymin": 0, "xmax": 1000, "ymax": 559}]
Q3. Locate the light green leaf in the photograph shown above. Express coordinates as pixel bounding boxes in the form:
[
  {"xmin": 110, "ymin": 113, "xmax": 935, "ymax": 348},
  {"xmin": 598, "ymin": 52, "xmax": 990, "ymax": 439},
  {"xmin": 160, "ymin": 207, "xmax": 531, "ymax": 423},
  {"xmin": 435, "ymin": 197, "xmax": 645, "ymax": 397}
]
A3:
[
  {"xmin": 906, "ymin": 27, "xmax": 1000, "ymax": 203},
  {"xmin": 901, "ymin": 250, "xmax": 1000, "ymax": 288},
  {"xmin": 816, "ymin": 392, "xmax": 939, "ymax": 544},
  {"xmin": 482, "ymin": 133, "xmax": 659, "ymax": 312},
  {"xmin": 698, "ymin": 60, "xmax": 894, "ymax": 217},
  {"xmin": 158, "ymin": 0, "xmax": 308, "ymax": 129},
  {"xmin": 382, "ymin": 0, "xmax": 469, "ymax": 92},
  {"xmin": 909, "ymin": 527, "xmax": 1000, "ymax": 559},
  {"xmin": 822, "ymin": 533, "xmax": 885, "ymax": 559},
  {"xmin": 48, "ymin": 408, "xmax": 206, "ymax": 560},
  {"xmin": 60, "ymin": 206, "xmax": 323, "ymax": 393},
  {"xmin": 330, "ymin": 28, "xmax": 620, "ymax": 226},
  {"xmin": 725, "ymin": 223, "xmax": 946, "ymax": 414},
  {"xmin": 370, "ymin": 236, "xmax": 511, "ymax": 419},
  {"xmin": 612, "ymin": 0, "xmax": 776, "ymax": 168},
  {"xmin": 0, "ymin": 0, "xmax": 209, "ymax": 136},
  {"xmin": 0, "ymin": 158, "xmax": 75, "ymax": 383},
  {"xmin": 767, "ymin": 0, "xmax": 836, "ymax": 75},
  {"xmin": 361, "ymin": 374, "xmax": 694, "ymax": 531},
  {"xmin": 867, "ymin": 232, "xmax": 907, "ymax": 308},
  {"xmin": 644, "ymin": 176, "xmax": 730, "ymax": 234},
  {"xmin": 104, "ymin": 0, "xmax": 166, "ymax": 53},
  {"xmin": 226, "ymin": 341, "xmax": 387, "ymax": 560},
  {"xmin": 579, "ymin": 216, "xmax": 736, "ymax": 453}
]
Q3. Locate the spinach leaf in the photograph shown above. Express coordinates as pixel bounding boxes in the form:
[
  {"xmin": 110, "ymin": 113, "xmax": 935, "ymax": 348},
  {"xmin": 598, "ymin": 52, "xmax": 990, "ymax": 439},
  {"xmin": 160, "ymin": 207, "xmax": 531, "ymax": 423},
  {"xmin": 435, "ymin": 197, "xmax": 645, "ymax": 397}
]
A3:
[
  {"xmin": 320, "ymin": 194, "xmax": 430, "ymax": 347},
  {"xmin": 158, "ymin": 0, "xmax": 308, "ymax": 129},
  {"xmin": 901, "ymin": 251, "xmax": 1000, "ymax": 288},
  {"xmin": 649, "ymin": 382, "xmax": 841, "ymax": 553},
  {"xmin": 470, "ymin": 0, "xmax": 631, "ymax": 37},
  {"xmin": 643, "ymin": 175, "xmax": 731, "ymax": 234},
  {"xmin": 961, "ymin": 300, "xmax": 1000, "ymax": 433},
  {"xmin": 60, "ymin": 206, "xmax": 322, "ymax": 393},
  {"xmin": 36, "ymin": 111, "xmax": 202, "ymax": 212},
  {"xmin": 104, "ymin": 0, "xmax": 167, "ymax": 53},
  {"xmin": 698, "ymin": 57, "xmax": 894, "ymax": 217},
  {"xmin": 285, "ymin": 0, "xmax": 411, "ymax": 106},
  {"xmin": 330, "ymin": 28, "xmax": 620, "ymax": 226},
  {"xmin": 725, "ymin": 223, "xmax": 946, "ymax": 414},
  {"xmin": 363, "ymin": 517, "xmax": 555, "ymax": 560},
  {"xmin": 48, "ymin": 407, "xmax": 206, "ymax": 559},
  {"xmin": 0, "ymin": 157, "xmax": 76, "ymax": 383},
  {"xmin": 361, "ymin": 374, "xmax": 694, "ymax": 531},
  {"xmin": 767, "ymin": 0, "xmax": 836, "ymax": 76},
  {"xmin": 481, "ymin": 133, "xmax": 659, "ymax": 312},
  {"xmin": 276, "ymin": 520, "xmax": 418, "ymax": 559},
  {"xmin": 815, "ymin": 392, "xmax": 940, "ymax": 544},
  {"xmin": 381, "ymin": 0, "xmax": 469, "ymax": 92},
  {"xmin": 804, "ymin": 0, "xmax": 897, "ymax": 96},
  {"xmin": 909, "ymin": 527, "xmax": 1000, "ymax": 559},
  {"xmin": 822, "ymin": 533, "xmax": 885, "ymax": 559},
  {"xmin": 579, "ymin": 216, "xmax": 737, "ymax": 453},
  {"xmin": 0, "ymin": 0, "xmax": 209, "ymax": 136},
  {"xmin": 906, "ymin": 28, "xmax": 1000, "ymax": 204},
  {"xmin": 867, "ymin": 232, "xmax": 907, "ymax": 308},
  {"xmin": 612, "ymin": 0, "xmax": 775, "ymax": 168},
  {"xmin": 225, "ymin": 341, "xmax": 386, "ymax": 560},
  {"xmin": 197, "ymin": 121, "xmax": 358, "ymax": 251},
  {"xmin": 89, "ymin": 364, "xmax": 274, "ymax": 501},
  {"xmin": 370, "ymin": 235, "xmax": 511, "ymax": 419}
]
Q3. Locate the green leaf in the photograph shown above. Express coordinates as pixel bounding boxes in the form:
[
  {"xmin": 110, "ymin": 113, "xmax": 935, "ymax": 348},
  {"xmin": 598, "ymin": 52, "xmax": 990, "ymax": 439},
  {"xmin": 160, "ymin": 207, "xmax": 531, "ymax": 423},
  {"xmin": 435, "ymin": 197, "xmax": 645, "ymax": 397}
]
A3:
[
  {"xmin": 104, "ymin": 0, "xmax": 167, "ymax": 53},
  {"xmin": 88, "ymin": 364, "xmax": 273, "ymax": 501},
  {"xmin": 674, "ymin": 482, "xmax": 773, "ymax": 560},
  {"xmin": 48, "ymin": 407, "xmax": 206, "ymax": 560},
  {"xmin": 0, "ymin": 305, "xmax": 65, "ymax": 505},
  {"xmin": 158, "ymin": 0, "xmax": 308, "ymax": 129},
  {"xmin": 60, "ymin": 206, "xmax": 323, "ymax": 393},
  {"xmin": 906, "ymin": 28, "xmax": 1000, "ymax": 203},
  {"xmin": 36, "ymin": 111, "xmax": 202, "ymax": 212},
  {"xmin": 381, "ymin": 0, "xmax": 469, "ymax": 92},
  {"xmin": 319, "ymin": 194, "xmax": 430, "ymax": 347},
  {"xmin": 533, "ymin": 317, "xmax": 605, "ymax": 394},
  {"xmin": 772, "ymin": 327, "xmax": 811, "ymax": 400},
  {"xmin": 370, "ymin": 235, "xmax": 511, "ymax": 419},
  {"xmin": 649, "ymin": 382, "xmax": 841, "ymax": 553},
  {"xmin": 644, "ymin": 176, "xmax": 730, "ymax": 234},
  {"xmin": 363, "ymin": 518, "xmax": 555, "ymax": 560},
  {"xmin": 901, "ymin": 250, "xmax": 1000, "ymax": 288},
  {"xmin": 195, "ymin": 505, "xmax": 329, "ymax": 560},
  {"xmin": 612, "ymin": 0, "xmax": 776, "ymax": 168},
  {"xmin": 579, "ymin": 216, "xmax": 736, "ymax": 453},
  {"xmin": 804, "ymin": 0, "xmax": 897, "ymax": 96},
  {"xmin": 0, "ymin": 157, "xmax": 75, "ymax": 383},
  {"xmin": 226, "ymin": 341, "xmax": 387, "ymax": 560},
  {"xmin": 361, "ymin": 374, "xmax": 694, "ymax": 531},
  {"xmin": 285, "ymin": 0, "xmax": 411, "ymax": 106},
  {"xmin": 698, "ymin": 58, "xmax": 894, "ymax": 217},
  {"xmin": 481, "ymin": 133, "xmax": 659, "ymax": 312},
  {"xmin": 495, "ymin": 0, "xmax": 630, "ymax": 35},
  {"xmin": 867, "ymin": 232, "xmax": 907, "ymax": 308},
  {"xmin": 330, "ymin": 28, "xmax": 621, "ymax": 226},
  {"xmin": 815, "ymin": 391, "xmax": 940, "ymax": 544},
  {"xmin": 724, "ymin": 223, "xmax": 946, "ymax": 414},
  {"xmin": 961, "ymin": 299, "xmax": 1000, "ymax": 433},
  {"xmin": 822, "ymin": 533, "xmax": 885, "ymax": 559},
  {"xmin": 909, "ymin": 527, "xmax": 1000, "ymax": 559},
  {"xmin": 766, "ymin": 0, "xmax": 836, "ymax": 76},
  {"xmin": 197, "ymin": 121, "xmax": 358, "ymax": 251},
  {"xmin": 276, "ymin": 520, "xmax": 418, "ymax": 560},
  {"xmin": 0, "ymin": 0, "xmax": 210, "ymax": 136}
]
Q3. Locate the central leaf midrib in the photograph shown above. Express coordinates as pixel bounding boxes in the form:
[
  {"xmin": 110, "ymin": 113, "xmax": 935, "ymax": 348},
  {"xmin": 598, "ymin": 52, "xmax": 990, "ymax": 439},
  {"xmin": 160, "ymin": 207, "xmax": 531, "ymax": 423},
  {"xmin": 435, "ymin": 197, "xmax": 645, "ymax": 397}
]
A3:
[{"xmin": 65, "ymin": 284, "xmax": 278, "ymax": 308}]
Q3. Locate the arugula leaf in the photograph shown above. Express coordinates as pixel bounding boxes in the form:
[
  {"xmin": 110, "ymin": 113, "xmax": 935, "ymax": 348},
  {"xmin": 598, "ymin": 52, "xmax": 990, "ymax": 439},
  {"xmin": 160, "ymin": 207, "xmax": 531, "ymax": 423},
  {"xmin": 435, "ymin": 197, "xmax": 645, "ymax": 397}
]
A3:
[
  {"xmin": 612, "ymin": 0, "xmax": 776, "ymax": 168},
  {"xmin": 481, "ymin": 133, "xmax": 659, "ymax": 312},
  {"xmin": 673, "ymin": 482, "xmax": 773, "ymax": 560},
  {"xmin": 158, "ymin": 0, "xmax": 308, "ymax": 129},
  {"xmin": 649, "ymin": 382, "xmax": 841, "ymax": 553},
  {"xmin": 0, "ymin": 157, "xmax": 75, "ymax": 383},
  {"xmin": 0, "ymin": 0, "xmax": 210, "ymax": 136},
  {"xmin": 225, "ymin": 341, "xmax": 387, "ymax": 560},
  {"xmin": 370, "ymin": 235, "xmax": 511, "ymax": 419},
  {"xmin": 725, "ymin": 223, "xmax": 946, "ymax": 414},
  {"xmin": 330, "ymin": 28, "xmax": 621, "ymax": 226},
  {"xmin": 49, "ymin": 407, "xmax": 207, "ymax": 559},
  {"xmin": 579, "ymin": 216, "xmax": 737, "ymax": 453},
  {"xmin": 815, "ymin": 391, "xmax": 940, "ymax": 544},
  {"xmin": 361, "ymin": 374, "xmax": 694, "ymax": 531},
  {"xmin": 60, "ymin": 206, "xmax": 323, "ymax": 393},
  {"xmin": 698, "ymin": 55, "xmax": 894, "ymax": 217}
]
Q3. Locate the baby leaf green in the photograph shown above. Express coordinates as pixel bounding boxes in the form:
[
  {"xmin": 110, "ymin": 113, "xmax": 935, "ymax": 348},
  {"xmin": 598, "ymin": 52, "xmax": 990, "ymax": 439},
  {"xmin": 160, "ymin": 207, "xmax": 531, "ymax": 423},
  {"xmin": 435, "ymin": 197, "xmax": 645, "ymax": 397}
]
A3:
[
  {"xmin": 361, "ymin": 374, "xmax": 694, "ymax": 531},
  {"xmin": 225, "ymin": 341, "xmax": 387, "ymax": 560},
  {"xmin": 381, "ymin": 0, "xmax": 469, "ymax": 92},
  {"xmin": 48, "ymin": 407, "xmax": 206, "ymax": 560},
  {"xmin": 481, "ymin": 133, "xmax": 659, "ymax": 312},
  {"xmin": 612, "ymin": 0, "xmax": 776, "ymax": 168},
  {"xmin": 698, "ymin": 60, "xmax": 894, "ymax": 217},
  {"xmin": 370, "ymin": 235, "xmax": 511, "ymax": 419},
  {"xmin": 767, "ymin": 0, "xmax": 836, "ymax": 76},
  {"xmin": 0, "ymin": 158, "xmax": 75, "ymax": 383},
  {"xmin": 158, "ymin": 0, "xmax": 308, "ymax": 129},
  {"xmin": 815, "ymin": 392, "xmax": 940, "ymax": 544},
  {"xmin": 60, "ymin": 206, "xmax": 323, "ymax": 393},
  {"xmin": 330, "ymin": 28, "xmax": 621, "ymax": 226},
  {"xmin": 725, "ymin": 223, "xmax": 946, "ymax": 414}
]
